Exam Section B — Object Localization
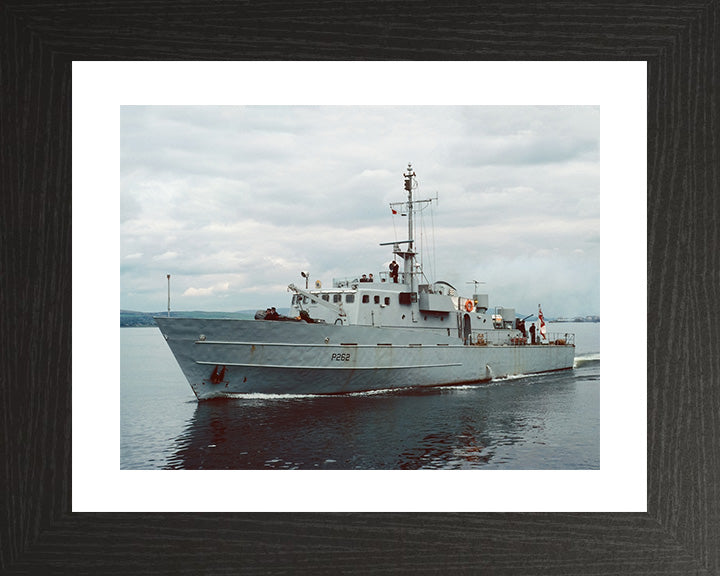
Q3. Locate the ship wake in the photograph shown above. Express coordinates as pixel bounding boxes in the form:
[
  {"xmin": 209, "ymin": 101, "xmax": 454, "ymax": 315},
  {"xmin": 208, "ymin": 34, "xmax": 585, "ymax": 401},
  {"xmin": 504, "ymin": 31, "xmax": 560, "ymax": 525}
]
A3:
[{"xmin": 574, "ymin": 353, "xmax": 600, "ymax": 368}]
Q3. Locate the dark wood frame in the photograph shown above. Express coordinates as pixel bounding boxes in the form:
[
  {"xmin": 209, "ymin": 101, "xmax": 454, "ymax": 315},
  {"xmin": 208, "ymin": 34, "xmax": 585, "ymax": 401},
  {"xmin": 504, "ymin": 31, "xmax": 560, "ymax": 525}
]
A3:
[{"xmin": 2, "ymin": 2, "xmax": 718, "ymax": 574}]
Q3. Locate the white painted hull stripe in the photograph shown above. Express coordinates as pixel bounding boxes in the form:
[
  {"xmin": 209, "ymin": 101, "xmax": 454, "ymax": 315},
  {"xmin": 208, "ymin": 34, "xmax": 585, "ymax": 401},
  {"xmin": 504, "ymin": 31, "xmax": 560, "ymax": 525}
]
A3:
[{"xmin": 194, "ymin": 361, "xmax": 463, "ymax": 370}]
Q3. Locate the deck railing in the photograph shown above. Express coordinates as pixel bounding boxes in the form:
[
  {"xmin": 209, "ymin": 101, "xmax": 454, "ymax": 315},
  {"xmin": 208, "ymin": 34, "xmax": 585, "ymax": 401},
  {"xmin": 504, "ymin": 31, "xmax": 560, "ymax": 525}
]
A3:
[
  {"xmin": 333, "ymin": 271, "xmax": 409, "ymax": 287},
  {"xmin": 470, "ymin": 331, "xmax": 575, "ymax": 347}
]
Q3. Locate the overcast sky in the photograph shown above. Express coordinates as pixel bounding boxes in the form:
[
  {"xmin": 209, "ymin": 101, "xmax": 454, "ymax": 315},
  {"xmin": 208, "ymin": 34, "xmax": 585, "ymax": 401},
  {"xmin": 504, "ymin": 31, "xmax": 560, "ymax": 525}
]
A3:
[{"xmin": 120, "ymin": 105, "xmax": 599, "ymax": 318}]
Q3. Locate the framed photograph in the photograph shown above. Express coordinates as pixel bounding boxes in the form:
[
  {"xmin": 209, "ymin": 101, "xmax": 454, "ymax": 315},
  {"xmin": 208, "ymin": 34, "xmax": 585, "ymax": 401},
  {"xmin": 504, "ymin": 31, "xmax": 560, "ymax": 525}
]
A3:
[
  {"xmin": 116, "ymin": 103, "xmax": 604, "ymax": 477},
  {"xmin": 3, "ymin": 2, "xmax": 718, "ymax": 574}
]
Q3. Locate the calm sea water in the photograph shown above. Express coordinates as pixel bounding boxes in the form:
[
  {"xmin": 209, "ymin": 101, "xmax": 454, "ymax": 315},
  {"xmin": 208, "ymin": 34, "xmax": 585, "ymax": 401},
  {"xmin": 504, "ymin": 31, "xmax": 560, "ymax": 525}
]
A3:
[{"xmin": 121, "ymin": 322, "xmax": 599, "ymax": 470}]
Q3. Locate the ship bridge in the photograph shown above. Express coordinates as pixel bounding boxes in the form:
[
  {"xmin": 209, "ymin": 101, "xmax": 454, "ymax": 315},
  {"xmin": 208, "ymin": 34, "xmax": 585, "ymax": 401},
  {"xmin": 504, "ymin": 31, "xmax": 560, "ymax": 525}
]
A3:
[{"xmin": 290, "ymin": 271, "xmax": 463, "ymax": 333}]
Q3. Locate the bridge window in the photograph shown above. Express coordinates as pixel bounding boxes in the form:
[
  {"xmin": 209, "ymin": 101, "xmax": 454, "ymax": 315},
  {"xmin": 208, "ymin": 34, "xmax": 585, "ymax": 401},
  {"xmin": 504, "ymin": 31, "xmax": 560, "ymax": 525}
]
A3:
[
  {"xmin": 384, "ymin": 297, "xmax": 391, "ymax": 306},
  {"xmin": 374, "ymin": 295, "xmax": 380, "ymax": 304},
  {"xmin": 333, "ymin": 294, "xmax": 341, "ymax": 303},
  {"xmin": 321, "ymin": 294, "xmax": 329, "ymax": 301},
  {"xmin": 362, "ymin": 295, "xmax": 370, "ymax": 304},
  {"xmin": 346, "ymin": 294, "xmax": 355, "ymax": 303}
]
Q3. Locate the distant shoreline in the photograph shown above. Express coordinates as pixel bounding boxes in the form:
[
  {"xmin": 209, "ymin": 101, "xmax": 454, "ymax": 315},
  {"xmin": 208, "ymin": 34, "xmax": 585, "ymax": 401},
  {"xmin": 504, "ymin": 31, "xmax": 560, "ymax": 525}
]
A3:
[{"xmin": 120, "ymin": 309, "xmax": 284, "ymax": 327}]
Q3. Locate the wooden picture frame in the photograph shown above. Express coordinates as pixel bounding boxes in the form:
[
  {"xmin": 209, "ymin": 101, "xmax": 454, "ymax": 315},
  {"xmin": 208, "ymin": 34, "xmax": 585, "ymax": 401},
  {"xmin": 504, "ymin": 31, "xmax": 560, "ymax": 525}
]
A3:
[{"xmin": 2, "ymin": 2, "xmax": 718, "ymax": 573}]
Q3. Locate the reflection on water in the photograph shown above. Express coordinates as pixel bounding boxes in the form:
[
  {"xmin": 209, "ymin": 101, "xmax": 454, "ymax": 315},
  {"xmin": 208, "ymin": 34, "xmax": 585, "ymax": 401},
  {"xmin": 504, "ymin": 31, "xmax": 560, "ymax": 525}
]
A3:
[{"xmin": 164, "ymin": 366, "xmax": 598, "ymax": 470}]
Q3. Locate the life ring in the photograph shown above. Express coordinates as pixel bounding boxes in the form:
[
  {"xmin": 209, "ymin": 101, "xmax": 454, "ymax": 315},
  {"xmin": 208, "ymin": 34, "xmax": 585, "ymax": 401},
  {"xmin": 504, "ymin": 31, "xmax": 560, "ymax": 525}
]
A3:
[{"xmin": 465, "ymin": 300, "xmax": 474, "ymax": 312}]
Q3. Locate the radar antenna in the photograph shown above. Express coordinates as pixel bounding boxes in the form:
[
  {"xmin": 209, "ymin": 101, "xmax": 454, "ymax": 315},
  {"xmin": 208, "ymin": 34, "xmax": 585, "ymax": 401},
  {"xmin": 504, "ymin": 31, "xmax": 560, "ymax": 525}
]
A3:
[{"xmin": 466, "ymin": 280, "xmax": 486, "ymax": 292}]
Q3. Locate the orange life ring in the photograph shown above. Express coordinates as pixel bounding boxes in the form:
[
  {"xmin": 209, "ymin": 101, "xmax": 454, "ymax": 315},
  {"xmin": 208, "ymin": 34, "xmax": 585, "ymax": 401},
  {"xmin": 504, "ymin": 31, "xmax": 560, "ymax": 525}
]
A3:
[{"xmin": 465, "ymin": 300, "xmax": 474, "ymax": 312}]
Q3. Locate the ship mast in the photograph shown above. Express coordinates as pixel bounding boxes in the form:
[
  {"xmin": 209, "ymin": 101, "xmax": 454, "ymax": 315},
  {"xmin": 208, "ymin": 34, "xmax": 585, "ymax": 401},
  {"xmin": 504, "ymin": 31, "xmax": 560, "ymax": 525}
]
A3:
[
  {"xmin": 403, "ymin": 163, "xmax": 416, "ymax": 288},
  {"xmin": 382, "ymin": 163, "xmax": 435, "ymax": 290},
  {"xmin": 405, "ymin": 164, "xmax": 415, "ymax": 249}
]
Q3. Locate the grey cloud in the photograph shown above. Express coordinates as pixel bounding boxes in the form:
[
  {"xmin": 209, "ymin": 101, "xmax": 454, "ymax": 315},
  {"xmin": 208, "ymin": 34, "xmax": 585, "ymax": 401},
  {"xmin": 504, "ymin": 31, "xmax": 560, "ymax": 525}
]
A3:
[{"xmin": 121, "ymin": 106, "xmax": 599, "ymax": 314}]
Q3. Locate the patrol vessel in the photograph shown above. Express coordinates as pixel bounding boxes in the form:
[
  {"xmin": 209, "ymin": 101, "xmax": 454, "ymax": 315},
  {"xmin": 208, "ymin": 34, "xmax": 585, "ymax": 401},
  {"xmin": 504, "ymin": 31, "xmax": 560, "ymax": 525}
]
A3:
[{"xmin": 155, "ymin": 164, "xmax": 575, "ymax": 399}]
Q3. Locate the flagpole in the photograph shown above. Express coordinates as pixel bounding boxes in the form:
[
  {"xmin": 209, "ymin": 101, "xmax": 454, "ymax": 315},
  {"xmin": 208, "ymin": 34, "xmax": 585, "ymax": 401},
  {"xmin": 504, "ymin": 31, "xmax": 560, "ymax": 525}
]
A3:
[{"xmin": 167, "ymin": 274, "xmax": 171, "ymax": 317}]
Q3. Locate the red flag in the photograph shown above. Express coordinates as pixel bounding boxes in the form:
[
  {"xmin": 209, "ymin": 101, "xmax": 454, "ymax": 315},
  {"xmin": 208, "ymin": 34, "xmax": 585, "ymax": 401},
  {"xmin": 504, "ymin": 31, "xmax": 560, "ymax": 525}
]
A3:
[
  {"xmin": 391, "ymin": 207, "xmax": 398, "ymax": 215},
  {"xmin": 539, "ymin": 306, "xmax": 547, "ymax": 340}
]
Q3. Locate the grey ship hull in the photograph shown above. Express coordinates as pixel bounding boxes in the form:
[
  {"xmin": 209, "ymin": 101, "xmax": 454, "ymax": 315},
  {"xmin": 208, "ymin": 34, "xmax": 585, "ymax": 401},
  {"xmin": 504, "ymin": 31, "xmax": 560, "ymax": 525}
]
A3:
[{"xmin": 155, "ymin": 317, "xmax": 575, "ymax": 399}]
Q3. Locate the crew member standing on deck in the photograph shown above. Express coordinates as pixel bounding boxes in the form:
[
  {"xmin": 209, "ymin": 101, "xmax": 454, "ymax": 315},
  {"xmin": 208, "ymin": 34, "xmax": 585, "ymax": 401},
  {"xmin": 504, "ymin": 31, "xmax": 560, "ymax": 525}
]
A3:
[
  {"xmin": 389, "ymin": 260, "xmax": 399, "ymax": 283},
  {"xmin": 529, "ymin": 322, "xmax": 536, "ymax": 345}
]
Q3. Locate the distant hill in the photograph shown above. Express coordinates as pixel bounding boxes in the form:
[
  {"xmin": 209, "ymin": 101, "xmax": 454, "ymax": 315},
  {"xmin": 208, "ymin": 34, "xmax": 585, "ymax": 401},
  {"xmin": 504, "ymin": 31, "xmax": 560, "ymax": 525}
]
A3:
[
  {"xmin": 120, "ymin": 309, "xmax": 271, "ymax": 327},
  {"xmin": 120, "ymin": 310, "xmax": 157, "ymax": 327},
  {"xmin": 552, "ymin": 315, "xmax": 600, "ymax": 323}
]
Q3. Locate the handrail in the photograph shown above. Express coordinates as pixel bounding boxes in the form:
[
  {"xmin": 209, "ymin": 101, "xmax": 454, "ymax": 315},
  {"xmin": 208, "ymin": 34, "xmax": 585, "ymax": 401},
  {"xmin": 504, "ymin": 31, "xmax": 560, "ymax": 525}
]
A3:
[
  {"xmin": 333, "ymin": 271, "xmax": 409, "ymax": 286},
  {"xmin": 470, "ymin": 330, "xmax": 575, "ymax": 347}
]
